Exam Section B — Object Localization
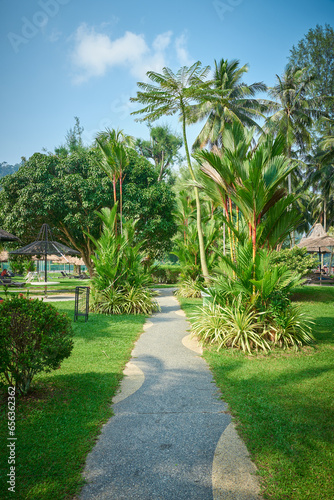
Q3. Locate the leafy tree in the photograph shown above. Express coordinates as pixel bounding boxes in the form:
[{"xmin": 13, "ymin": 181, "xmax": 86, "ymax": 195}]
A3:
[
  {"xmin": 0, "ymin": 148, "xmax": 176, "ymax": 267},
  {"xmin": 0, "ymin": 150, "xmax": 111, "ymax": 275},
  {"xmin": 55, "ymin": 116, "xmax": 85, "ymax": 157},
  {"xmin": 136, "ymin": 124, "xmax": 183, "ymax": 181},
  {"xmin": 131, "ymin": 62, "xmax": 211, "ymax": 279},
  {"xmin": 0, "ymin": 162, "xmax": 21, "ymax": 179},
  {"xmin": 122, "ymin": 149, "xmax": 177, "ymax": 259}
]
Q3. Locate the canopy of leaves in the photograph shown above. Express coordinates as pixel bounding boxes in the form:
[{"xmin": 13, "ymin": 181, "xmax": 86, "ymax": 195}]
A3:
[
  {"xmin": 136, "ymin": 124, "xmax": 183, "ymax": 181},
  {"xmin": 0, "ymin": 150, "xmax": 111, "ymax": 272},
  {"xmin": 122, "ymin": 150, "xmax": 177, "ymax": 259}
]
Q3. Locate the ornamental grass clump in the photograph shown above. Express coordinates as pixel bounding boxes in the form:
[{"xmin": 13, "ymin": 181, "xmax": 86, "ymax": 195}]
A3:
[{"xmin": 0, "ymin": 296, "xmax": 73, "ymax": 394}]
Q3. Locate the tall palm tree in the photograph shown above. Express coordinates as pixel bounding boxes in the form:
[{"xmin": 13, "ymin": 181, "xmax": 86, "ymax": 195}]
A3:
[
  {"xmin": 189, "ymin": 58, "xmax": 268, "ymax": 150},
  {"xmin": 95, "ymin": 128, "xmax": 133, "ymax": 234},
  {"xmin": 265, "ymin": 65, "xmax": 323, "ymax": 191},
  {"xmin": 265, "ymin": 65, "xmax": 326, "ymax": 246},
  {"xmin": 130, "ymin": 62, "xmax": 211, "ymax": 279}
]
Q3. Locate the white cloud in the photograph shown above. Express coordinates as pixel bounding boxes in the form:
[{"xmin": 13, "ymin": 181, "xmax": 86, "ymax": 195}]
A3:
[
  {"xmin": 175, "ymin": 33, "xmax": 194, "ymax": 66},
  {"xmin": 69, "ymin": 25, "xmax": 193, "ymax": 84},
  {"xmin": 70, "ymin": 24, "xmax": 148, "ymax": 83},
  {"xmin": 152, "ymin": 30, "xmax": 172, "ymax": 52}
]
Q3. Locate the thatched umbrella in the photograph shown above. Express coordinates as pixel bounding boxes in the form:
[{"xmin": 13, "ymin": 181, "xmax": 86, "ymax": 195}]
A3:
[
  {"xmin": 9, "ymin": 223, "xmax": 79, "ymax": 283},
  {"xmin": 0, "ymin": 229, "xmax": 21, "ymax": 242},
  {"xmin": 298, "ymin": 231, "xmax": 334, "ymax": 279}
]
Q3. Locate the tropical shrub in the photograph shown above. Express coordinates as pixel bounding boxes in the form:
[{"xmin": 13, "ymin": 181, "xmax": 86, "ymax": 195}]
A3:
[
  {"xmin": 8, "ymin": 256, "xmax": 35, "ymax": 276},
  {"xmin": 0, "ymin": 296, "xmax": 73, "ymax": 394},
  {"xmin": 89, "ymin": 204, "xmax": 158, "ymax": 314},
  {"xmin": 269, "ymin": 246, "xmax": 318, "ymax": 276},
  {"xmin": 191, "ymin": 242, "xmax": 314, "ymax": 352},
  {"xmin": 91, "ymin": 285, "xmax": 158, "ymax": 315},
  {"xmin": 191, "ymin": 298, "xmax": 270, "ymax": 354},
  {"xmin": 191, "ymin": 296, "xmax": 314, "ymax": 354},
  {"xmin": 175, "ymin": 277, "xmax": 203, "ymax": 298},
  {"xmin": 151, "ymin": 264, "xmax": 180, "ymax": 284}
]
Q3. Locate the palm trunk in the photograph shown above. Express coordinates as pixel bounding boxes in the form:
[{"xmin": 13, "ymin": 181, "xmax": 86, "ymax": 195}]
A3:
[
  {"xmin": 120, "ymin": 169, "xmax": 123, "ymax": 235},
  {"xmin": 182, "ymin": 111, "xmax": 209, "ymax": 281},
  {"xmin": 113, "ymin": 174, "xmax": 117, "ymax": 237}
]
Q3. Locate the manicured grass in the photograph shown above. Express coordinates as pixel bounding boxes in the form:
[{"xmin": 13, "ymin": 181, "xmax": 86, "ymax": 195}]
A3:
[
  {"xmin": 178, "ymin": 287, "xmax": 334, "ymax": 500},
  {"xmin": 0, "ymin": 301, "xmax": 146, "ymax": 500}
]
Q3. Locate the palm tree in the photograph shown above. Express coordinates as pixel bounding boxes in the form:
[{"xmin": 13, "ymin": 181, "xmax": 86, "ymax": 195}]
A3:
[
  {"xmin": 130, "ymin": 62, "xmax": 211, "ymax": 279},
  {"xmin": 265, "ymin": 65, "xmax": 323, "ymax": 191},
  {"xmin": 189, "ymin": 58, "xmax": 268, "ymax": 150},
  {"xmin": 265, "ymin": 65, "xmax": 326, "ymax": 246},
  {"xmin": 95, "ymin": 128, "xmax": 133, "ymax": 234},
  {"xmin": 135, "ymin": 124, "xmax": 183, "ymax": 182},
  {"xmin": 195, "ymin": 123, "xmax": 300, "ymax": 266}
]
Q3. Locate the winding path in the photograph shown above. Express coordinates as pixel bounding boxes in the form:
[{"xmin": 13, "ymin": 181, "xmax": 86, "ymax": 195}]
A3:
[{"xmin": 80, "ymin": 288, "xmax": 262, "ymax": 500}]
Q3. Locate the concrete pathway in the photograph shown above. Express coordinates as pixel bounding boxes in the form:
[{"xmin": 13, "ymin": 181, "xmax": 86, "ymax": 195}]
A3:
[{"xmin": 80, "ymin": 289, "xmax": 262, "ymax": 500}]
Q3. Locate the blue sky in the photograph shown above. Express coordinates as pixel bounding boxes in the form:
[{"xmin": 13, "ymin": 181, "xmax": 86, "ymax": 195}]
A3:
[{"xmin": 1, "ymin": 0, "xmax": 333, "ymax": 165}]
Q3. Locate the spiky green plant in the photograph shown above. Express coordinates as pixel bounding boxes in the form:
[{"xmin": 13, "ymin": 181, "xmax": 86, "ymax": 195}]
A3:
[
  {"xmin": 271, "ymin": 304, "xmax": 315, "ymax": 350},
  {"xmin": 191, "ymin": 298, "xmax": 270, "ymax": 354},
  {"xmin": 175, "ymin": 277, "xmax": 203, "ymax": 298},
  {"xmin": 88, "ymin": 205, "xmax": 156, "ymax": 314}
]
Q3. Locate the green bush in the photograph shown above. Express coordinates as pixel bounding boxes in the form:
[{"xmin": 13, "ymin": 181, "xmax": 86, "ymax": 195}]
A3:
[
  {"xmin": 175, "ymin": 277, "xmax": 203, "ymax": 298},
  {"xmin": 0, "ymin": 296, "xmax": 74, "ymax": 394},
  {"xmin": 91, "ymin": 285, "xmax": 159, "ymax": 315},
  {"xmin": 151, "ymin": 264, "xmax": 180, "ymax": 284},
  {"xmin": 8, "ymin": 255, "xmax": 35, "ymax": 275},
  {"xmin": 269, "ymin": 246, "xmax": 318, "ymax": 276}
]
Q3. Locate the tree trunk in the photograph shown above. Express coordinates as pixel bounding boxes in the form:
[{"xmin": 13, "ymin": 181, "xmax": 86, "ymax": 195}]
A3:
[
  {"xmin": 182, "ymin": 111, "xmax": 209, "ymax": 281},
  {"xmin": 120, "ymin": 169, "xmax": 123, "ymax": 235}
]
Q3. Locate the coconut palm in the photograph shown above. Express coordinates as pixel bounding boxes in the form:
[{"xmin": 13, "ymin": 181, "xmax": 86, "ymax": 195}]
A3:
[
  {"xmin": 189, "ymin": 58, "xmax": 268, "ymax": 150},
  {"xmin": 130, "ymin": 62, "xmax": 211, "ymax": 279},
  {"xmin": 265, "ymin": 65, "xmax": 324, "ymax": 191},
  {"xmin": 265, "ymin": 65, "xmax": 327, "ymax": 245},
  {"xmin": 95, "ymin": 128, "xmax": 133, "ymax": 234}
]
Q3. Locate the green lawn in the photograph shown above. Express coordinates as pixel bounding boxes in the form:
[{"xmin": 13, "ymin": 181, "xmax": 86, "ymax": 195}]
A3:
[
  {"xmin": 0, "ymin": 301, "xmax": 146, "ymax": 500},
  {"xmin": 178, "ymin": 286, "xmax": 334, "ymax": 500}
]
